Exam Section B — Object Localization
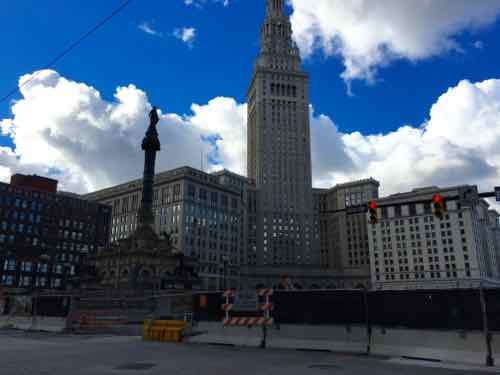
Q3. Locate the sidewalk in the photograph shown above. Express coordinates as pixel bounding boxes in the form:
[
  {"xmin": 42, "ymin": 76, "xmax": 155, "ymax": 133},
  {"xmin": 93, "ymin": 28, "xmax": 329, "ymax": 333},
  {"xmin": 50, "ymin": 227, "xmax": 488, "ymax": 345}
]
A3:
[{"xmin": 388, "ymin": 357, "xmax": 500, "ymax": 373}]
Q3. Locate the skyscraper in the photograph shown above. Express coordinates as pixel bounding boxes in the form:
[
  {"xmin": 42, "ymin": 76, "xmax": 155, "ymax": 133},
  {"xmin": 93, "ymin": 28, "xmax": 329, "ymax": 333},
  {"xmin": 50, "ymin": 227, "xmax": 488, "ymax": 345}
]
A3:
[{"xmin": 245, "ymin": 0, "xmax": 317, "ymax": 273}]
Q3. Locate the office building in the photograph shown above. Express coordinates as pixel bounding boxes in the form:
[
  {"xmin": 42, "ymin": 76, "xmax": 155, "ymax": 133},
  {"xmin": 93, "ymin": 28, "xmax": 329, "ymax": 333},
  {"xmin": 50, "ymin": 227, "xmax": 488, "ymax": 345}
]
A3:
[
  {"xmin": 84, "ymin": 167, "xmax": 246, "ymax": 290},
  {"xmin": 240, "ymin": 0, "xmax": 327, "ymax": 288},
  {"xmin": 368, "ymin": 185, "xmax": 500, "ymax": 290},
  {"xmin": 0, "ymin": 174, "xmax": 110, "ymax": 290},
  {"xmin": 316, "ymin": 179, "xmax": 380, "ymax": 289}
]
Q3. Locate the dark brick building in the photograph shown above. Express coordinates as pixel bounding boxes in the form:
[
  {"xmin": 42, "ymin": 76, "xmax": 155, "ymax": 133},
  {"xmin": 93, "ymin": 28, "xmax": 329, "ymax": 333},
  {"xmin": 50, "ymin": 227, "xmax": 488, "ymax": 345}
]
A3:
[{"xmin": 0, "ymin": 174, "xmax": 111, "ymax": 290}]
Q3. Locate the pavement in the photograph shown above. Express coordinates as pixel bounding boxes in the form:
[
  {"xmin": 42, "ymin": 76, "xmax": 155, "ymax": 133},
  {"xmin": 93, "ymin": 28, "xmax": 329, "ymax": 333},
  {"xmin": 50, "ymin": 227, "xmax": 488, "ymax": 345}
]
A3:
[{"xmin": 0, "ymin": 329, "xmax": 498, "ymax": 375}]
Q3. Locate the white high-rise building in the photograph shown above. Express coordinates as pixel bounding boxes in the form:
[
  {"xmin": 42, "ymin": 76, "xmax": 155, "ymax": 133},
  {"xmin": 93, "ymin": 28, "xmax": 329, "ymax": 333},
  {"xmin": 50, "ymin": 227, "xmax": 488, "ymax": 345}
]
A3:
[{"xmin": 367, "ymin": 185, "xmax": 500, "ymax": 290}]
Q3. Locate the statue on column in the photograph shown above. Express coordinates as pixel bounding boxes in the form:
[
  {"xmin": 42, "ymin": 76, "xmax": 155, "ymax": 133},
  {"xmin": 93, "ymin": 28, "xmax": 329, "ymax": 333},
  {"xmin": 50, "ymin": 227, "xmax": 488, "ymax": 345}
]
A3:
[{"xmin": 138, "ymin": 106, "xmax": 161, "ymax": 229}]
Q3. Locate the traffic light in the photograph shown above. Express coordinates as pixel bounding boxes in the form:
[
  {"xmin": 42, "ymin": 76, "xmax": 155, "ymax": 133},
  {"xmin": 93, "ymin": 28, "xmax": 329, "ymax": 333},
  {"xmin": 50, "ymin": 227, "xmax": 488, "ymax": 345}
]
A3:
[
  {"xmin": 368, "ymin": 200, "xmax": 378, "ymax": 224},
  {"xmin": 432, "ymin": 193, "xmax": 446, "ymax": 219}
]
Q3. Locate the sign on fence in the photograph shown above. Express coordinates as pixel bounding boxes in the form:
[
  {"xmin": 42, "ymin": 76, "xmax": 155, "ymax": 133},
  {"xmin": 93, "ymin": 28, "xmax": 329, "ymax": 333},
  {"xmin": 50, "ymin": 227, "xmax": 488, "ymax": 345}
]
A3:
[
  {"xmin": 222, "ymin": 289, "xmax": 274, "ymax": 327},
  {"xmin": 233, "ymin": 290, "xmax": 259, "ymax": 312}
]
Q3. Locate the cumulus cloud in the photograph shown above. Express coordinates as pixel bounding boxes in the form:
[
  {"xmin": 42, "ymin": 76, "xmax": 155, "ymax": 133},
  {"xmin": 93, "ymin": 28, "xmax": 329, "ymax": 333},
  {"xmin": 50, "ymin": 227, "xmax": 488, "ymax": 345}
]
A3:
[
  {"xmin": 1, "ymin": 70, "xmax": 500, "ymax": 210},
  {"xmin": 311, "ymin": 79, "xmax": 500, "ymax": 199},
  {"xmin": 173, "ymin": 27, "xmax": 196, "ymax": 47},
  {"xmin": 289, "ymin": 0, "xmax": 500, "ymax": 84},
  {"xmin": 138, "ymin": 22, "xmax": 163, "ymax": 37},
  {"xmin": 0, "ymin": 70, "xmax": 244, "ymax": 193}
]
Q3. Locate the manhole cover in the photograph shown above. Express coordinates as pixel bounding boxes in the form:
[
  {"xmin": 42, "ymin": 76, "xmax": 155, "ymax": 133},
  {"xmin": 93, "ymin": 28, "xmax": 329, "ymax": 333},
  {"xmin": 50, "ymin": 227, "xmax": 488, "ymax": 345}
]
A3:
[
  {"xmin": 115, "ymin": 363, "xmax": 157, "ymax": 371},
  {"xmin": 309, "ymin": 364, "xmax": 341, "ymax": 370}
]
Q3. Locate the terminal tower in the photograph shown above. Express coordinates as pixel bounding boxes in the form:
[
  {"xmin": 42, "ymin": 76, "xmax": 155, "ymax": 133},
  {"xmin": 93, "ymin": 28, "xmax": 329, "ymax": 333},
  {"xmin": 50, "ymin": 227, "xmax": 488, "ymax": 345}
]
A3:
[{"xmin": 245, "ymin": 0, "xmax": 317, "ymax": 277}]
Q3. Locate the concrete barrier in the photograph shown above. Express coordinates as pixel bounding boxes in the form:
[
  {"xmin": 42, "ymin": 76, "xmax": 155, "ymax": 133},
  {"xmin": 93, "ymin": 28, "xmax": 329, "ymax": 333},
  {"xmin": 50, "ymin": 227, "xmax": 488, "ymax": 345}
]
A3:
[
  {"xmin": 187, "ymin": 322, "xmax": 367, "ymax": 353},
  {"xmin": 187, "ymin": 322, "xmax": 262, "ymax": 347},
  {"xmin": 267, "ymin": 324, "xmax": 367, "ymax": 353},
  {"xmin": 0, "ymin": 316, "xmax": 66, "ymax": 333},
  {"xmin": 188, "ymin": 321, "xmax": 499, "ymax": 366},
  {"xmin": 370, "ymin": 327, "xmax": 487, "ymax": 365}
]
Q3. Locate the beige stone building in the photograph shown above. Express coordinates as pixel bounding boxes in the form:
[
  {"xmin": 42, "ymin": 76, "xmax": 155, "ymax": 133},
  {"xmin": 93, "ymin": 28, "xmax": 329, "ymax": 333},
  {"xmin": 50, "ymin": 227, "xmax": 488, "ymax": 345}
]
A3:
[
  {"xmin": 368, "ymin": 185, "xmax": 500, "ymax": 290},
  {"xmin": 315, "ymin": 179, "xmax": 380, "ymax": 289},
  {"xmin": 84, "ymin": 167, "xmax": 246, "ymax": 290}
]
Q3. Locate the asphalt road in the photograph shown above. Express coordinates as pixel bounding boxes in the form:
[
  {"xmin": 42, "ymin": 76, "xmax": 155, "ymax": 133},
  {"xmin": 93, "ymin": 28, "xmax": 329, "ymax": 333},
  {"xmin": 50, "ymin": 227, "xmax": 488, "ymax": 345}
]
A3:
[{"xmin": 0, "ymin": 330, "xmax": 496, "ymax": 375}]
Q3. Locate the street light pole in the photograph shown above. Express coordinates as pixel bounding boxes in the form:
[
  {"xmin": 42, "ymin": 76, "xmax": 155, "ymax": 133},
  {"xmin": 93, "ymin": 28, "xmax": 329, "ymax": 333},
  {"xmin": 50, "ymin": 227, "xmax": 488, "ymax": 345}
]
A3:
[
  {"xmin": 115, "ymin": 247, "xmax": 121, "ymax": 290},
  {"xmin": 362, "ymin": 286, "xmax": 372, "ymax": 355},
  {"xmin": 223, "ymin": 256, "xmax": 229, "ymax": 291}
]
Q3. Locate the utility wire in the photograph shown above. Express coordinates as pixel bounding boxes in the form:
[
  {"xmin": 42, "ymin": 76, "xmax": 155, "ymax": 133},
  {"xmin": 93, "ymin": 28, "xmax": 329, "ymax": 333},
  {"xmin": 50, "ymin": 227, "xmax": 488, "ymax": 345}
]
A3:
[{"xmin": 0, "ymin": 0, "xmax": 134, "ymax": 105}]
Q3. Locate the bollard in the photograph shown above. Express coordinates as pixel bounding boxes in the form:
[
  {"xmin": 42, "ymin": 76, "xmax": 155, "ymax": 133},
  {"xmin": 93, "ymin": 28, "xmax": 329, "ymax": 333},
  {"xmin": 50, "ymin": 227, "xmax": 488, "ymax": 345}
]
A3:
[{"xmin": 260, "ymin": 324, "xmax": 267, "ymax": 349}]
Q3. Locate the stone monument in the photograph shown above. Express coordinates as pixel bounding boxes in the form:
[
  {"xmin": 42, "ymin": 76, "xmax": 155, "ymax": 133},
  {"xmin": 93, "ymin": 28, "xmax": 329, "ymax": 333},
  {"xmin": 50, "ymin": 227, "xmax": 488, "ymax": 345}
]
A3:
[{"xmin": 80, "ymin": 107, "xmax": 199, "ymax": 291}]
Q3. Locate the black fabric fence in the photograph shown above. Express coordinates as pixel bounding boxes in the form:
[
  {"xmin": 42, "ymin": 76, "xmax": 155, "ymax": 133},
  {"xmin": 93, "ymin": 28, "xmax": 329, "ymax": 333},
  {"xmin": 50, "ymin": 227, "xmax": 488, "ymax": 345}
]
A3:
[
  {"xmin": 34, "ymin": 296, "xmax": 71, "ymax": 317},
  {"xmin": 193, "ymin": 288, "xmax": 497, "ymax": 331}
]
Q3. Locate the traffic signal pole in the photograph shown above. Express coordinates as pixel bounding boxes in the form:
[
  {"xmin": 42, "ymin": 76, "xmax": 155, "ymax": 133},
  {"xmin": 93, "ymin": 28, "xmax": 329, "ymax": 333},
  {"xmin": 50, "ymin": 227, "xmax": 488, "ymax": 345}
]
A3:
[{"xmin": 479, "ymin": 282, "xmax": 494, "ymax": 367}]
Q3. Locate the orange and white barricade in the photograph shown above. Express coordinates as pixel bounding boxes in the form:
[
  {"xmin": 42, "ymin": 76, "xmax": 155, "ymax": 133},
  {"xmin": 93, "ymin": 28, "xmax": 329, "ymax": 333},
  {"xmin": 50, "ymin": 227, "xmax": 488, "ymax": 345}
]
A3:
[{"xmin": 221, "ymin": 288, "xmax": 274, "ymax": 327}]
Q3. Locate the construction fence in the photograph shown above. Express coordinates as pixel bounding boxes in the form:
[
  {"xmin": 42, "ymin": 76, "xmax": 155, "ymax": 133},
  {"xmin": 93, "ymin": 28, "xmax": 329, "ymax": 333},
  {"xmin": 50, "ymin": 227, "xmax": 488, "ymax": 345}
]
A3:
[
  {"xmin": 193, "ymin": 287, "xmax": 496, "ymax": 331},
  {"xmin": 0, "ymin": 287, "xmax": 497, "ymax": 332}
]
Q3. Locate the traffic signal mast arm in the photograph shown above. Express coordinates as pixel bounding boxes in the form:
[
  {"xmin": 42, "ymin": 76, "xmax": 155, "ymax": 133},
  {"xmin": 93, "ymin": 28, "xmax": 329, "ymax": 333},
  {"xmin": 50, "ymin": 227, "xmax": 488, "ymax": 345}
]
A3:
[
  {"xmin": 321, "ymin": 197, "xmax": 458, "ymax": 215},
  {"xmin": 479, "ymin": 192, "xmax": 496, "ymax": 199},
  {"xmin": 321, "ymin": 188, "xmax": 500, "ymax": 215}
]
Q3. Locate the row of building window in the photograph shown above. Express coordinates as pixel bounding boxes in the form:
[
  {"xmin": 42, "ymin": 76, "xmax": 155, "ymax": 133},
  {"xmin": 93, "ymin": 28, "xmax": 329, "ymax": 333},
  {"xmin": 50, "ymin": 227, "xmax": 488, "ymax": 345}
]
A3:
[
  {"xmin": 1, "ymin": 274, "xmax": 62, "ymax": 288},
  {"xmin": 3, "ymin": 260, "xmax": 74, "ymax": 274}
]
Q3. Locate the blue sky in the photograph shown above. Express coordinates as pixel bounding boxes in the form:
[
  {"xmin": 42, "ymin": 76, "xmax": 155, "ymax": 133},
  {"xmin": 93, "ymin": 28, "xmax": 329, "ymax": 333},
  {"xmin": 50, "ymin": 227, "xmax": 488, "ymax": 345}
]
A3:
[
  {"xmin": 1, "ymin": 0, "xmax": 498, "ymax": 133},
  {"xmin": 1, "ymin": 0, "xmax": 500, "ymax": 196}
]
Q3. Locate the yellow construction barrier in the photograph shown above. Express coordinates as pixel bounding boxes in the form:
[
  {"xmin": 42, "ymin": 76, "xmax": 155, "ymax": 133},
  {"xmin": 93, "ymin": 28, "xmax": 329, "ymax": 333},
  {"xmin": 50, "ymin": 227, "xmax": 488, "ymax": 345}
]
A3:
[{"xmin": 142, "ymin": 320, "xmax": 187, "ymax": 343}]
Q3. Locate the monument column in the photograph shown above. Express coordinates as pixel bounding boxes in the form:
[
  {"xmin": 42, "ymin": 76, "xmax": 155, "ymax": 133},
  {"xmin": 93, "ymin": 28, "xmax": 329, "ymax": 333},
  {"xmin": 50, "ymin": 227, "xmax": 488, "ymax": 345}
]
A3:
[{"xmin": 138, "ymin": 106, "xmax": 161, "ymax": 228}]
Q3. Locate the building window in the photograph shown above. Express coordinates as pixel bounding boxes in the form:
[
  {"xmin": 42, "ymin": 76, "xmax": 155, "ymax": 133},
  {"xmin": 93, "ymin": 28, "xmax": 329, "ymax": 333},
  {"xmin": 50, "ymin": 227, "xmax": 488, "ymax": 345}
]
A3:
[
  {"xmin": 122, "ymin": 197, "xmax": 129, "ymax": 213},
  {"xmin": 231, "ymin": 198, "xmax": 238, "ymax": 210},
  {"xmin": 211, "ymin": 191, "xmax": 218, "ymax": 206},
  {"xmin": 188, "ymin": 184, "xmax": 196, "ymax": 199},
  {"xmin": 173, "ymin": 184, "xmax": 181, "ymax": 201},
  {"xmin": 2, "ymin": 275, "xmax": 14, "ymax": 286},
  {"xmin": 381, "ymin": 207, "xmax": 388, "ymax": 219},
  {"xmin": 20, "ymin": 276, "xmax": 31, "ymax": 287},
  {"xmin": 36, "ymin": 277, "xmax": 47, "ymax": 287},
  {"xmin": 52, "ymin": 278, "xmax": 61, "ymax": 288},
  {"xmin": 199, "ymin": 188, "xmax": 207, "ymax": 201},
  {"xmin": 21, "ymin": 261, "xmax": 32, "ymax": 272},
  {"xmin": 221, "ymin": 195, "xmax": 228, "ymax": 208},
  {"xmin": 38, "ymin": 263, "xmax": 48, "ymax": 273},
  {"xmin": 4, "ymin": 259, "xmax": 16, "ymax": 271}
]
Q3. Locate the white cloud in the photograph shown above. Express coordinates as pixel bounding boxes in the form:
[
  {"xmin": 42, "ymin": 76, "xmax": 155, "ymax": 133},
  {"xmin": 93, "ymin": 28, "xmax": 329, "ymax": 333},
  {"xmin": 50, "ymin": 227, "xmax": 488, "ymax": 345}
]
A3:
[
  {"xmin": 473, "ymin": 40, "xmax": 485, "ymax": 49},
  {"xmin": 184, "ymin": 0, "xmax": 230, "ymax": 8},
  {"xmin": 0, "ymin": 70, "xmax": 242, "ymax": 193},
  {"xmin": 173, "ymin": 27, "xmax": 196, "ymax": 47},
  {"xmin": 289, "ymin": 0, "xmax": 500, "ymax": 85},
  {"xmin": 138, "ymin": 22, "xmax": 163, "ymax": 37},
  {"xmin": 311, "ymin": 79, "xmax": 500, "ymax": 202},
  {"xmin": 2, "ymin": 70, "xmax": 500, "ymax": 211}
]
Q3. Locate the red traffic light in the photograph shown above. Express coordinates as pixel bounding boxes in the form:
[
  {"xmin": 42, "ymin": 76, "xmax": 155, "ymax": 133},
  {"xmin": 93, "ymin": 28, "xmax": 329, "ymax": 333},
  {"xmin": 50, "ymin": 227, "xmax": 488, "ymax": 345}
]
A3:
[
  {"xmin": 432, "ymin": 193, "xmax": 446, "ymax": 220},
  {"xmin": 368, "ymin": 200, "xmax": 378, "ymax": 224},
  {"xmin": 432, "ymin": 194, "xmax": 443, "ymax": 204}
]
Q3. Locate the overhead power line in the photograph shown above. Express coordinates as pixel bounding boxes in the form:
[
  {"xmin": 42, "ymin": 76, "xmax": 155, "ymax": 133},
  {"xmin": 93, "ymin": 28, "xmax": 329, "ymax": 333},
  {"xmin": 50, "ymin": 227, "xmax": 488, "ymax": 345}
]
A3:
[{"xmin": 0, "ymin": 0, "xmax": 134, "ymax": 105}]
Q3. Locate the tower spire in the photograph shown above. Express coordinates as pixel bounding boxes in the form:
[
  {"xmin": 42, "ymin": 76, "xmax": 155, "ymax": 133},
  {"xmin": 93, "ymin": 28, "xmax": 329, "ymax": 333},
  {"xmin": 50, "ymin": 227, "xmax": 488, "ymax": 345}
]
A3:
[
  {"xmin": 258, "ymin": 0, "xmax": 300, "ymax": 71},
  {"xmin": 267, "ymin": 0, "xmax": 284, "ymax": 17}
]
